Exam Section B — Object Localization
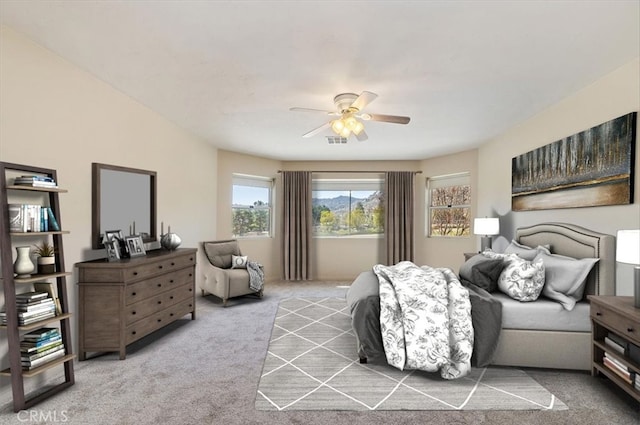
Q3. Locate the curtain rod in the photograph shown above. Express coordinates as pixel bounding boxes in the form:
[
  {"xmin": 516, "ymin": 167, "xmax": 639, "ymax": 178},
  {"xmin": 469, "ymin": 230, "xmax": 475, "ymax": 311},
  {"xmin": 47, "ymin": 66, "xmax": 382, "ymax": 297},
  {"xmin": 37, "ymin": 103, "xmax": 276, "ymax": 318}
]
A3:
[{"xmin": 277, "ymin": 170, "xmax": 422, "ymax": 174}]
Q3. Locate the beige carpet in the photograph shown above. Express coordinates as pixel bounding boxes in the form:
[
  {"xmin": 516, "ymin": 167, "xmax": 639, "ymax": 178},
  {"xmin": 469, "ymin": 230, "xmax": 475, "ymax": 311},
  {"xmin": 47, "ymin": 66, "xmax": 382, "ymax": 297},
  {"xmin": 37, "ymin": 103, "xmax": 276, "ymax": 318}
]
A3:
[{"xmin": 256, "ymin": 297, "xmax": 568, "ymax": 411}]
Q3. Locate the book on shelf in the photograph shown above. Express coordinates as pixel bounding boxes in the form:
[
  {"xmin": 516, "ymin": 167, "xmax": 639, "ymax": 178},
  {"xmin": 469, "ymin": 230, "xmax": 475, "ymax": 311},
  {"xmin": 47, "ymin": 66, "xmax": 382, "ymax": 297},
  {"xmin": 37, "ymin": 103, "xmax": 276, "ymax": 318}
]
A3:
[
  {"xmin": 22, "ymin": 327, "xmax": 60, "ymax": 341},
  {"xmin": 13, "ymin": 175, "xmax": 57, "ymax": 188},
  {"xmin": 604, "ymin": 335, "xmax": 626, "ymax": 355},
  {"xmin": 19, "ymin": 339, "xmax": 63, "ymax": 355},
  {"xmin": 21, "ymin": 341, "xmax": 63, "ymax": 361},
  {"xmin": 21, "ymin": 347, "xmax": 65, "ymax": 370},
  {"xmin": 20, "ymin": 334, "xmax": 62, "ymax": 350},
  {"xmin": 7, "ymin": 204, "xmax": 60, "ymax": 232},
  {"xmin": 16, "ymin": 291, "xmax": 49, "ymax": 301},
  {"xmin": 33, "ymin": 282, "xmax": 62, "ymax": 315},
  {"xmin": 603, "ymin": 357, "xmax": 633, "ymax": 385},
  {"xmin": 604, "ymin": 352, "xmax": 630, "ymax": 374},
  {"xmin": 16, "ymin": 299, "xmax": 55, "ymax": 313}
]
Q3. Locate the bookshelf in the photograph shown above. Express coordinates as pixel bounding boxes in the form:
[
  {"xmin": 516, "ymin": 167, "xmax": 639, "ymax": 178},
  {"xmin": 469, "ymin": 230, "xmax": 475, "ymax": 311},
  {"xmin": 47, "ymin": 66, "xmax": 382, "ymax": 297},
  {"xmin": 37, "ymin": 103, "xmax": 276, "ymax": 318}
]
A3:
[
  {"xmin": 0, "ymin": 162, "xmax": 75, "ymax": 412},
  {"xmin": 589, "ymin": 295, "xmax": 640, "ymax": 403}
]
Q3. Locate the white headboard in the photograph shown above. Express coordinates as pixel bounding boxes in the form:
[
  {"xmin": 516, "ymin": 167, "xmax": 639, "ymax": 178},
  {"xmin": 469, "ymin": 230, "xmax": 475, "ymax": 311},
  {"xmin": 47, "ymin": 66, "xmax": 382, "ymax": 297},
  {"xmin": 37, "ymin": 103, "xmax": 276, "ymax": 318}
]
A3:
[{"xmin": 516, "ymin": 222, "xmax": 615, "ymax": 296}]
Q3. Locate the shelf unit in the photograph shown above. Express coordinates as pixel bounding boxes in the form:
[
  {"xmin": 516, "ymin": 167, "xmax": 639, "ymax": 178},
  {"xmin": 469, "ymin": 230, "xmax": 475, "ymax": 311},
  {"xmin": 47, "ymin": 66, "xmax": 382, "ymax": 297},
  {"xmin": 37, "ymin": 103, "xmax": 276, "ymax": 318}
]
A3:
[
  {"xmin": 589, "ymin": 295, "xmax": 640, "ymax": 403},
  {"xmin": 0, "ymin": 162, "xmax": 75, "ymax": 412}
]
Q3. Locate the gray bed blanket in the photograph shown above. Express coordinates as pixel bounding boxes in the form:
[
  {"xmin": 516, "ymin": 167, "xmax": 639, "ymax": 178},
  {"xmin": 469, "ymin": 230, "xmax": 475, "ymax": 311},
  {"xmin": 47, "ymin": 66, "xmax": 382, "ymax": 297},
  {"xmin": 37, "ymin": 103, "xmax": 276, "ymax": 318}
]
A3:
[{"xmin": 346, "ymin": 269, "xmax": 502, "ymax": 368}]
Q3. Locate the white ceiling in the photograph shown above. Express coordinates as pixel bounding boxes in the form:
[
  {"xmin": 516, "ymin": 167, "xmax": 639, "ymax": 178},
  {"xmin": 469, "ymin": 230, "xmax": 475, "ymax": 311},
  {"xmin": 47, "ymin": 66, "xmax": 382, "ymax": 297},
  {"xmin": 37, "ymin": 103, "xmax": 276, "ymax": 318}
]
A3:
[{"xmin": 1, "ymin": 1, "xmax": 638, "ymax": 161}]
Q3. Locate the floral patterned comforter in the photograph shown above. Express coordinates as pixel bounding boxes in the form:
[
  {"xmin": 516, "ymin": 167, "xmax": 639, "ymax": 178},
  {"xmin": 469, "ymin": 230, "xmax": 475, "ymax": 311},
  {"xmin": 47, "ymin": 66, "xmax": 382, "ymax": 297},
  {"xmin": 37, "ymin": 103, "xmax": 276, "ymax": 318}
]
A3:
[{"xmin": 373, "ymin": 261, "xmax": 474, "ymax": 380}]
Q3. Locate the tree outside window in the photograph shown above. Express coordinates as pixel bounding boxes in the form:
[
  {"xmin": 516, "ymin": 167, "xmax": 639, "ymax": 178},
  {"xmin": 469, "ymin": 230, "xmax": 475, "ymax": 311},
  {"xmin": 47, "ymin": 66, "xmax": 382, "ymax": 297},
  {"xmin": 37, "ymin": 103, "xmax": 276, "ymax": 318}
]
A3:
[
  {"xmin": 427, "ymin": 173, "xmax": 471, "ymax": 237},
  {"xmin": 232, "ymin": 175, "xmax": 273, "ymax": 237}
]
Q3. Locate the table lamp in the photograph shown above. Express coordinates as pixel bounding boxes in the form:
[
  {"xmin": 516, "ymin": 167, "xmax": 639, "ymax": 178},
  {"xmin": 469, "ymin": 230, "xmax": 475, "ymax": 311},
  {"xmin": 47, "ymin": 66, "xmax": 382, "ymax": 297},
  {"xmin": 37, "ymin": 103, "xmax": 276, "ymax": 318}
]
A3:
[
  {"xmin": 616, "ymin": 229, "xmax": 640, "ymax": 308},
  {"xmin": 474, "ymin": 217, "xmax": 500, "ymax": 252}
]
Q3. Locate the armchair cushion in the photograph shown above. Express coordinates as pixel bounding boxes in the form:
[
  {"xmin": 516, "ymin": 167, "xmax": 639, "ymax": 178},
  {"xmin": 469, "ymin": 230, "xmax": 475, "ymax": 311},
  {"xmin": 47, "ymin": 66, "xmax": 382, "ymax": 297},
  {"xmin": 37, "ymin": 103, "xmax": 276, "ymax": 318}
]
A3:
[{"xmin": 203, "ymin": 239, "xmax": 242, "ymax": 269}]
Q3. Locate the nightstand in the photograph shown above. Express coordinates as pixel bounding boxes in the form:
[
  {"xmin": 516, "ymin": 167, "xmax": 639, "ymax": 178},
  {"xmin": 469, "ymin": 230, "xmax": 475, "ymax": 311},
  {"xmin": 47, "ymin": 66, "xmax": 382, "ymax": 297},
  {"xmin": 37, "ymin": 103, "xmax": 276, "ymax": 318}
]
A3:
[{"xmin": 588, "ymin": 295, "xmax": 640, "ymax": 403}]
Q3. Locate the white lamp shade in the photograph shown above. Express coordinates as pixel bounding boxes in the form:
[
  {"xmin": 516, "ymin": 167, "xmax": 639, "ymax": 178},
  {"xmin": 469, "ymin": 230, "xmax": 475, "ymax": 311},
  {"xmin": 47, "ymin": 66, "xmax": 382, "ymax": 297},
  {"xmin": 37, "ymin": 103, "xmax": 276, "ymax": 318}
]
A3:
[
  {"xmin": 616, "ymin": 229, "xmax": 640, "ymax": 265},
  {"xmin": 474, "ymin": 218, "xmax": 499, "ymax": 236}
]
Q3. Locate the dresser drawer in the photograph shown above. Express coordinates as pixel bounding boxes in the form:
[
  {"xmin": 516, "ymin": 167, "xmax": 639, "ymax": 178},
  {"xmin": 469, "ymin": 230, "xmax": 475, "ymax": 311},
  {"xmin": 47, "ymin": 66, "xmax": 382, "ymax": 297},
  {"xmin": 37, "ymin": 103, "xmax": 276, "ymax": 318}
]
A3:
[
  {"xmin": 125, "ymin": 298, "xmax": 195, "ymax": 345},
  {"xmin": 125, "ymin": 267, "xmax": 194, "ymax": 304},
  {"xmin": 123, "ymin": 252, "xmax": 196, "ymax": 282},
  {"xmin": 591, "ymin": 302, "xmax": 640, "ymax": 345},
  {"xmin": 125, "ymin": 283, "xmax": 195, "ymax": 326}
]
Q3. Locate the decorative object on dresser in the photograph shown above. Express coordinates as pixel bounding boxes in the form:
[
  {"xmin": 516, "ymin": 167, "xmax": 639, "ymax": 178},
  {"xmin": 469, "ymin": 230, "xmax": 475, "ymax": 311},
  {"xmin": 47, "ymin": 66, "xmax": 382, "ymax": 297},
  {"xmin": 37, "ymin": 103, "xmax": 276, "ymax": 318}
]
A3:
[
  {"xmin": 160, "ymin": 222, "xmax": 182, "ymax": 250},
  {"xmin": 125, "ymin": 234, "xmax": 146, "ymax": 257},
  {"xmin": 589, "ymin": 295, "xmax": 640, "ymax": 403},
  {"xmin": 0, "ymin": 162, "xmax": 75, "ymax": 412},
  {"xmin": 473, "ymin": 217, "xmax": 499, "ymax": 251},
  {"xmin": 76, "ymin": 248, "xmax": 197, "ymax": 360},
  {"xmin": 616, "ymin": 229, "xmax": 640, "ymax": 308}
]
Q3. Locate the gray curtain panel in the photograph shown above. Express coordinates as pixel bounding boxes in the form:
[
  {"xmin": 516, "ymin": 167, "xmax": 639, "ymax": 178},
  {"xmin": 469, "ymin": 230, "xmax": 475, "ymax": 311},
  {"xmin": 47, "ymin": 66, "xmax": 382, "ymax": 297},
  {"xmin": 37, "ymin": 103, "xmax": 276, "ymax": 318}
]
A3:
[
  {"xmin": 384, "ymin": 171, "xmax": 414, "ymax": 265},
  {"xmin": 282, "ymin": 171, "xmax": 313, "ymax": 280}
]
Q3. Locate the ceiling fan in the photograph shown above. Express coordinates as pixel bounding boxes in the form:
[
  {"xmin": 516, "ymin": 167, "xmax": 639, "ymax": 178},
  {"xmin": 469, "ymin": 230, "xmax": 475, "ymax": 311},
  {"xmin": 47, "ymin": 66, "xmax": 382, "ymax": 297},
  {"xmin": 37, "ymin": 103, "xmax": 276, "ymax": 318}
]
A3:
[{"xmin": 290, "ymin": 91, "xmax": 410, "ymax": 141}]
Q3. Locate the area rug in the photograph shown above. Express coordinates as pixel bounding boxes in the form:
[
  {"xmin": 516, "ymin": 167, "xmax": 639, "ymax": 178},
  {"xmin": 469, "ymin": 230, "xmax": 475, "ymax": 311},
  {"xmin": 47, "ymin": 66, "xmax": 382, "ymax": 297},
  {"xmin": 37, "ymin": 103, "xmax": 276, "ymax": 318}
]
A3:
[{"xmin": 255, "ymin": 297, "xmax": 568, "ymax": 411}]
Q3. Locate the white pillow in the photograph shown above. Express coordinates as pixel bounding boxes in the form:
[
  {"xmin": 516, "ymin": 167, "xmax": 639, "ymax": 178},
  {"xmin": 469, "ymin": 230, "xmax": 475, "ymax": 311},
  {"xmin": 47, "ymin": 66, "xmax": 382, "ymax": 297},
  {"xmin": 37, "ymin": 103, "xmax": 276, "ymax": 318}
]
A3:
[
  {"xmin": 496, "ymin": 254, "xmax": 546, "ymax": 302},
  {"xmin": 231, "ymin": 255, "xmax": 248, "ymax": 269},
  {"xmin": 534, "ymin": 251, "xmax": 599, "ymax": 311}
]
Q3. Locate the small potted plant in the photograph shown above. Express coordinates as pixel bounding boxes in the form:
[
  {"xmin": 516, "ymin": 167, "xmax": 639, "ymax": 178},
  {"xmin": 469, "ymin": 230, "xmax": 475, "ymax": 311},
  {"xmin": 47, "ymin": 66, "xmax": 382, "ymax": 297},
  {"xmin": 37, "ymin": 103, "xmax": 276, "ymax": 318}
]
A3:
[{"xmin": 33, "ymin": 242, "xmax": 56, "ymax": 274}]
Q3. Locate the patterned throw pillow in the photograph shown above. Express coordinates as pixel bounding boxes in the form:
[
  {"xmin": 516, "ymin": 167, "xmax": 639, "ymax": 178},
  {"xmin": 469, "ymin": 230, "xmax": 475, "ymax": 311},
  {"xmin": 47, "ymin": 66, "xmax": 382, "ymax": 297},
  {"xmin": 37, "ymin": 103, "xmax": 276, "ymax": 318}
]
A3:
[
  {"xmin": 231, "ymin": 255, "xmax": 248, "ymax": 269},
  {"xmin": 488, "ymin": 253, "xmax": 545, "ymax": 301}
]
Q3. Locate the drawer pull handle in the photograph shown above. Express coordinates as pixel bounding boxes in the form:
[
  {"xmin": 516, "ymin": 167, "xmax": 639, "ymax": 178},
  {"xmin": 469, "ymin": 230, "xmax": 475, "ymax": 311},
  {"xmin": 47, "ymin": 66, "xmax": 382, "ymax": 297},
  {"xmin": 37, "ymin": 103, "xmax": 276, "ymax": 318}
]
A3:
[
  {"xmin": 189, "ymin": 304, "xmax": 193, "ymax": 308},
  {"xmin": 132, "ymin": 311, "xmax": 136, "ymax": 315},
  {"xmin": 628, "ymin": 327, "xmax": 634, "ymax": 333},
  {"xmin": 189, "ymin": 288, "xmax": 193, "ymax": 292},
  {"xmin": 133, "ymin": 272, "xmax": 138, "ymax": 276},
  {"xmin": 159, "ymin": 265, "xmax": 163, "ymax": 269},
  {"xmin": 170, "ymin": 296, "xmax": 174, "ymax": 300},
  {"xmin": 157, "ymin": 319, "xmax": 162, "ymax": 323},
  {"xmin": 170, "ymin": 279, "xmax": 174, "ymax": 283},
  {"xmin": 596, "ymin": 312, "xmax": 601, "ymax": 316},
  {"xmin": 171, "ymin": 262, "xmax": 175, "ymax": 266},
  {"xmin": 170, "ymin": 313, "xmax": 174, "ymax": 317},
  {"xmin": 189, "ymin": 273, "xmax": 193, "ymax": 277},
  {"xmin": 132, "ymin": 331, "xmax": 136, "ymax": 335},
  {"xmin": 157, "ymin": 301, "xmax": 162, "ymax": 305},
  {"xmin": 132, "ymin": 292, "xmax": 137, "ymax": 296},
  {"xmin": 157, "ymin": 283, "xmax": 162, "ymax": 287}
]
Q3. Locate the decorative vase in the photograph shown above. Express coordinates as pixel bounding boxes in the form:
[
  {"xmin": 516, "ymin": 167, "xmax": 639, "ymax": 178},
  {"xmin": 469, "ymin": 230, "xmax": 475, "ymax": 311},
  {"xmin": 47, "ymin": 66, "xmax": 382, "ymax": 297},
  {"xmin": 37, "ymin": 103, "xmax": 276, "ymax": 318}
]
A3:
[
  {"xmin": 13, "ymin": 246, "xmax": 35, "ymax": 278},
  {"xmin": 38, "ymin": 256, "xmax": 56, "ymax": 274},
  {"xmin": 161, "ymin": 232, "xmax": 182, "ymax": 251}
]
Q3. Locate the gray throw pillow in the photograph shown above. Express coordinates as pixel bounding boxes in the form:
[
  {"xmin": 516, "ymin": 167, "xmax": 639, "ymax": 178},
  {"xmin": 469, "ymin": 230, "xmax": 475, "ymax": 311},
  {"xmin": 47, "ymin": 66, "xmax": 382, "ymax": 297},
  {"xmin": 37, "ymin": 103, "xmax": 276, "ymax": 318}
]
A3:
[
  {"xmin": 504, "ymin": 240, "xmax": 551, "ymax": 260},
  {"xmin": 534, "ymin": 251, "xmax": 599, "ymax": 311},
  {"xmin": 470, "ymin": 259, "xmax": 506, "ymax": 293}
]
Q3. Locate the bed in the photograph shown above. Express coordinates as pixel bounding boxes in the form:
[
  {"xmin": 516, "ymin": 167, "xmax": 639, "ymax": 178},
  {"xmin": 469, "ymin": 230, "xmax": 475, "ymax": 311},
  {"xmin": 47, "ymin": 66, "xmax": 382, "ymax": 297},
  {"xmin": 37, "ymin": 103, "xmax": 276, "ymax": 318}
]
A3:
[{"xmin": 346, "ymin": 222, "xmax": 615, "ymax": 371}]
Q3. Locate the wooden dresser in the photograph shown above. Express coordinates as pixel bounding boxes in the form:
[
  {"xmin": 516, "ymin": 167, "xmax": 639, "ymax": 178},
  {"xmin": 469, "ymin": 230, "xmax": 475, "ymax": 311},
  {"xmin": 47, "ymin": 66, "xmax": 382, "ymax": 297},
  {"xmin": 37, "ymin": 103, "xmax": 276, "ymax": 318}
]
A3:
[{"xmin": 76, "ymin": 248, "xmax": 197, "ymax": 360}]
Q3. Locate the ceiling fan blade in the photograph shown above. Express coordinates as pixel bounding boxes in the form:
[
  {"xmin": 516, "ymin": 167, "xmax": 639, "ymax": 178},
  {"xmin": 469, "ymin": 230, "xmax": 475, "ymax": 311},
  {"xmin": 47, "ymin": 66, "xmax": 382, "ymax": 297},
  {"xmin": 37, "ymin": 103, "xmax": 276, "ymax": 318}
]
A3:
[
  {"xmin": 364, "ymin": 113, "xmax": 410, "ymax": 124},
  {"xmin": 350, "ymin": 91, "xmax": 378, "ymax": 112},
  {"xmin": 355, "ymin": 130, "xmax": 368, "ymax": 142},
  {"xmin": 302, "ymin": 122, "xmax": 331, "ymax": 138},
  {"xmin": 290, "ymin": 107, "xmax": 339, "ymax": 115}
]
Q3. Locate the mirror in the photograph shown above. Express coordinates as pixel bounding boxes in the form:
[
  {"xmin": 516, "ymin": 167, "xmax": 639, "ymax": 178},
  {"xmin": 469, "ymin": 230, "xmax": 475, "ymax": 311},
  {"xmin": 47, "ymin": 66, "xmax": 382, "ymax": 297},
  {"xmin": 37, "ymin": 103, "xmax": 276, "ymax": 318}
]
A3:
[{"xmin": 92, "ymin": 163, "xmax": 157, "ymax": 249}]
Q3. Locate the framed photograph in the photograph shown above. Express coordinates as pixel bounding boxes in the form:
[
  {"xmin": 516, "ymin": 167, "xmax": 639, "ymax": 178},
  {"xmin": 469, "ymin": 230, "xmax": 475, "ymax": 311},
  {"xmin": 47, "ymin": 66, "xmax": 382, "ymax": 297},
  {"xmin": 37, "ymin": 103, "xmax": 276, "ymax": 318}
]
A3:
[
  {"xmin": 104, "ymin": 240, "xmax": 120, "ymax": 262},
  {"xmin": 103, "ymin": 229, "xmax": 124, "ymax": 244},
  {"xmin": 126, "ymin": 235, "xmax": 146, "ymax": 257}
]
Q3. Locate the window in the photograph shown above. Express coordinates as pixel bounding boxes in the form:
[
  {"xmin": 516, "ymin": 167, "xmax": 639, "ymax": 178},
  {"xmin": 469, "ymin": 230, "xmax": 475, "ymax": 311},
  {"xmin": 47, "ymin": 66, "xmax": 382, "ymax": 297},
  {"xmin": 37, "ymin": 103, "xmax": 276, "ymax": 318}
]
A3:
[
  {"xmin": 427, "ymin": 173, "xmax": 471, "ymax": 237},
  {"xmin": 232, "ymin": 174, "xmax": 273, "ymax": 238},
  {"xmin": 312, "ymin": 179, "xmax": 384, "ymax": 237}
]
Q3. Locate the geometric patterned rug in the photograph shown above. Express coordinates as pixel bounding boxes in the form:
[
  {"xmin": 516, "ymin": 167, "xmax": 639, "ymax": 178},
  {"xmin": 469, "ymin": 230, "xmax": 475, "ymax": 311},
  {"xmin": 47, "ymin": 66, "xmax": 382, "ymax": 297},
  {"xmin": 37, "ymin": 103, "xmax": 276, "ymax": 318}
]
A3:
[{"xmin": 255, "ymin": 297, "xmax": 568, "ymax": 411}]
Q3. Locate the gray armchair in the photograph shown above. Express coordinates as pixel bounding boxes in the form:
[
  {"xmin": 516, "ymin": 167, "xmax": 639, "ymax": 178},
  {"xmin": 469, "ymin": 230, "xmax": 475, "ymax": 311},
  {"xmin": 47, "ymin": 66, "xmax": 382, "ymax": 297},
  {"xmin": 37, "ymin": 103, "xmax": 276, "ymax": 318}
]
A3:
[{"xmin": 200, "ymin": 239, "xmax": 263, "ymax": 306}]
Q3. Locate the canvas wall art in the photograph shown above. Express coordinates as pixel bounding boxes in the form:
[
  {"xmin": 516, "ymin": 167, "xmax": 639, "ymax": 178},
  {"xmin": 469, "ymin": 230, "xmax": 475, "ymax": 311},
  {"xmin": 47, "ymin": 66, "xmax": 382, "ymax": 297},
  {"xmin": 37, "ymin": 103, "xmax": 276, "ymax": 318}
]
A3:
[{"xmin": 512, "ymin": 112, "xmax": 636, "ymax": 211}]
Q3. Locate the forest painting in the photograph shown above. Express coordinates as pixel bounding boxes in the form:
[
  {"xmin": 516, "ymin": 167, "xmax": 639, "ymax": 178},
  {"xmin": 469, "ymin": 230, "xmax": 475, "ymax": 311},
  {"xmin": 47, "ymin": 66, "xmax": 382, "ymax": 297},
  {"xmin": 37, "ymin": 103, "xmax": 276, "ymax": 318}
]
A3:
[{"xmin": 512, "ymin": 112, "xmax": 636, "ymax": 211}]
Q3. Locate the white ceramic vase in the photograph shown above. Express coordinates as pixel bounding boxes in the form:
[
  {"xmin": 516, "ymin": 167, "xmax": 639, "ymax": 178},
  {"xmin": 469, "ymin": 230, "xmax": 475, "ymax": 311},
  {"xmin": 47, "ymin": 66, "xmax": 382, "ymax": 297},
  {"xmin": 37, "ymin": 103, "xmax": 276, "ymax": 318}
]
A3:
[{"xmin": 13, "ymin": 246, "xmax": 35, "ymax": 277}]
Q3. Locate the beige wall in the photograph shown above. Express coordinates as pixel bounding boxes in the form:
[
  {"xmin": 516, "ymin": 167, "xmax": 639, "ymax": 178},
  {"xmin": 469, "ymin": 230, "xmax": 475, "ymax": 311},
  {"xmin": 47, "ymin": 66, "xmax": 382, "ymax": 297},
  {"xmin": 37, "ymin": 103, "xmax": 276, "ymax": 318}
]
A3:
[
  {"xmin": 0, "ymin": 27, "xmax": 218, "ymax": 403},
  {"xmin": 477, "ymin": 58, "xmax": 640, "ymax": 295}
]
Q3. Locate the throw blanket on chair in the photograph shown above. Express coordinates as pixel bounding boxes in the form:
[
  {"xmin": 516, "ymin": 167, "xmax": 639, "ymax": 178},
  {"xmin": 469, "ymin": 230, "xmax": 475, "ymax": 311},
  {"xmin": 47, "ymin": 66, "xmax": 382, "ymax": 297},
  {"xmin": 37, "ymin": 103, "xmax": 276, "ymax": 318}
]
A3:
[
  {"xmin": 373, "ymin": 261, "xmax": 473, "ymax": 380},
  {"xmin": 247, "ymin": 261, "xmax": 264, "ymax": 292}
]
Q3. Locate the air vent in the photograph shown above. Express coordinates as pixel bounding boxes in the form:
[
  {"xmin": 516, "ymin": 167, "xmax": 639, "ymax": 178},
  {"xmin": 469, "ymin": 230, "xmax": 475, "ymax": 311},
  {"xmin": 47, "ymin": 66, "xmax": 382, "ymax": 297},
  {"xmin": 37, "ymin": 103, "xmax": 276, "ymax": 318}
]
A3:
[{"xmin": 326, "ymin": 136, "xmax": 348, "ymax": 144}]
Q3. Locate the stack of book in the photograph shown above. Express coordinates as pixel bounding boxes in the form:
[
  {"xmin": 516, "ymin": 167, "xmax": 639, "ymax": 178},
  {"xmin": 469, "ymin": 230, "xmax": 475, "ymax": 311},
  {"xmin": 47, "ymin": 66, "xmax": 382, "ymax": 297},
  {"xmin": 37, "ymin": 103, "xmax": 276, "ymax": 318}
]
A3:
[
  {"xmin": 13, "ymin": 175, "xmax": 57, "ymax": 188},
  {"xmin": 20, "ymin": 327, "xmax": 65, "ymax": 370},
  {"xmin": 0, "ymin": 291, "xmax": 57, "ymax": 326},
  {"xmin": 8, "ymin": 204, "xmax": 60, "ymax": 232},
  {"xmin": 603, "ymin": 332, "xmax": 640, "ymax": 390}
]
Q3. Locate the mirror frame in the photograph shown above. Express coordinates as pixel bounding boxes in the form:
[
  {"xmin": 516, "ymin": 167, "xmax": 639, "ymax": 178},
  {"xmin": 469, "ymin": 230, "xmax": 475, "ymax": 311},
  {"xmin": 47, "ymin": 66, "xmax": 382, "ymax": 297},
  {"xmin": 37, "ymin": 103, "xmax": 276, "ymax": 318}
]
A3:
[{"xmin": 92, "ymin": 163, "xmax": 157, "ymax": 249}]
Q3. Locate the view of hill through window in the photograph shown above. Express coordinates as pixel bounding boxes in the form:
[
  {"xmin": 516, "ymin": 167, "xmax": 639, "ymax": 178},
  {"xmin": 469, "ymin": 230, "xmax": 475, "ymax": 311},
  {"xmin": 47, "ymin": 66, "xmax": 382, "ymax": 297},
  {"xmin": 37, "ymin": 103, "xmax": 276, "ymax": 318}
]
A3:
[{"xmin": 312, "ymin": 190, "xmax": 384, "ymax": 237}]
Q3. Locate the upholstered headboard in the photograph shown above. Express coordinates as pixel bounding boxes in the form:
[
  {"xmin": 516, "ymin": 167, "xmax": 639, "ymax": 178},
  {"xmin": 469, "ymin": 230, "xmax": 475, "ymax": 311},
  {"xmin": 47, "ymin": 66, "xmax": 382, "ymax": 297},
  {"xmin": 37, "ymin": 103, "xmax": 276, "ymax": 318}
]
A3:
[{"xmin": 516, "ymin": 222, "xmax": 615, "ymax": 297}]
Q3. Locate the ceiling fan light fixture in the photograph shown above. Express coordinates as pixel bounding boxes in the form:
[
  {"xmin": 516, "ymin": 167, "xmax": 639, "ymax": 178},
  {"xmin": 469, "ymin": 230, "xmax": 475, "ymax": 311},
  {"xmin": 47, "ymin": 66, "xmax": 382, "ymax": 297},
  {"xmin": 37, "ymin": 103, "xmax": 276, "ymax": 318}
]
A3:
[
  {"xmin": 339, "ymin": 126, "xmax": 351, "ymax": 138},
  {"xmin": 331, "ymin": 119, "xmax": 345, "ymax": 133},
  {"xmin": 352, "ymin": 121, "xmax": 364, "ymax": 135}
]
